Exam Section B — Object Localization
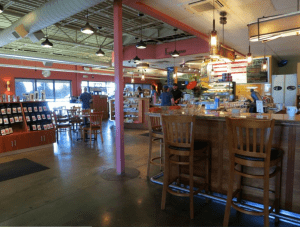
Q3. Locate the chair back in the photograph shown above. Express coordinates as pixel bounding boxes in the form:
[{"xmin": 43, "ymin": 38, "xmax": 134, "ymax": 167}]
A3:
[
  {"xmin": 51, "ymin": 111, "xmax": 58, "ymax": 128},
  {"xmin": 169, "ymin": 106, "xmax": 181, "ymax": 110},
  {"xmin": 89, "ymin": 111, "xmax": 103, "ymax": 128},
  {"xmin": 67, "ymin": 109, "xmax": 78, "ymax": 118},
  {"xmin": 226, "ymin": 117, "xmax": 275, "ymax": 160},
  {"xmin": 81, "ymin": 109, "xmax": 91, "ymax": 116},
  {"xmin": 162, "ymin": 115, "xmax": 196, "ymax": 152},
  {"xmin": 148, "ymin": 114, "xmax": 162, "ymax": 135}
]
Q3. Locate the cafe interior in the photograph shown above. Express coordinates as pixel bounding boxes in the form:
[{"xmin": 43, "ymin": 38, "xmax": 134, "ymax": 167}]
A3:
[{"xmin": 0, "ymin": 0, "xmax": 300, "ymax": 226}]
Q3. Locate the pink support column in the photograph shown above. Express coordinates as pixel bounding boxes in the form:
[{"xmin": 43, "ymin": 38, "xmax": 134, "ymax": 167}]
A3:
[{"xmin": 114, "ymin": 0, "xmax": 125, "ymax": 174}]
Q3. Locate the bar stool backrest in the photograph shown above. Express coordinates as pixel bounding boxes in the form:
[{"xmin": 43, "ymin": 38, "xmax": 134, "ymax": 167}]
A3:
[
  {"xmin": 67, "ymin": 109, "xmax": 78, "ymax": 118},
  {"xmin": 148, "ymin": 114, "xmax": 162, "ymax": 133},
  {"xmin": 81, "ymin": 109, "xmax": 91, "ymax": 116},
  {"xmin": 226, "ymin": 117, "xmax": 275, "ymax": 160},
  {"xmin": 162, "ymin": 115, "xmax": 196, "ymax": 151}
]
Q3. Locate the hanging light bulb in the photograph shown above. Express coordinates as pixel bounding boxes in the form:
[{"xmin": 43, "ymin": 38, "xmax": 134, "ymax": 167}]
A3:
[
  {"xmin": 261, "ymin": 42, "xmax": 268, "ymax": 72},
  {"xmin": 136, "ymin": 13, "xmax": 147, "ymax": 49},
  {"xmin": 141, "ymin": 70, "xmax": 146, "ymax": 81},
  {"xmin": 247, "ymin": 44, "xmax": 253, "ymax": 64},
  {"xmin": 261, "ymin": 59, "xmax": 268, "ymax": 72},
  {"xmin": 210, "ymin": 0, "xmax": 218, "ymax": 48},
  {"xmin": 81, "ymin": 10, "xmax": 95, "ymax": 34},
  {"xmin": 131, "ymin": 75, "xmax": 134, "ymax": 83}
]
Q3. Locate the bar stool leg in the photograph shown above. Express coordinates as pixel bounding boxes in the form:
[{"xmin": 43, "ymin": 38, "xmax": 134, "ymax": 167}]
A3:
[
  {"xmin": 206, "ymin": 144, "xmax": 211, "ymax": 193},
  {"xmin": 189, "ymin": 154, "xmax": 194, "ymax": 219},
  {"xmin": 223, "ymin": 158, "xmax": 235, "ymax": 226},
  {"xmin": 237, "ymin": 165, "xmax": 243, "ymax": 203},
  {"xmin": 147, "ymin": 135, "xmax": 153, "ymax": 177},
  {"xmin": 263, "ymin": 165, "xmax": 270, "ymax": 227},
  {"xmin": 161, "ymin": 152, "xmax": 170, "ymax": 210},
  {"xmin": 159, "ymin": 138, "xmax": 163, "ymax": 171},
  {"xmin": 275, "ymin": 160, "xmax": 282, "ymax": 225}
]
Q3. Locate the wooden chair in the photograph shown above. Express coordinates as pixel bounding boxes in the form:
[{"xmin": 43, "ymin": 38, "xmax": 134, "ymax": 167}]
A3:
[
  {"xmin": 52, "ymin": 111, "xmax": 72, "ymax": 142},
  {"xmin": 53, "ymin": 107, "xmax": 69, "ymax": 124},
  {"xmin": 83, "ymin": 111, "xmax": 104, "ymax": 145},
  {"xmin": 161, "ymin": 115, "xmax": 211, "ymax": 219},
  {"xmin": 147, "ymin": 114, "xmax": 164, "ymax": 177},
  {"xmin": 67, "ymin": 109, "xmax": 83, "ymax": 131},
  {"xmin": 223, "ymin": 117, "xmax": 283, "ymax": 227}
]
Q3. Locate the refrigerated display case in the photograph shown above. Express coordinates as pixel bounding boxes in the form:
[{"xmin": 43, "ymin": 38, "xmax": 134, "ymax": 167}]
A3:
[{"xmin": 200, "ymin": 82, "xmax": 236, "ymax": 103}]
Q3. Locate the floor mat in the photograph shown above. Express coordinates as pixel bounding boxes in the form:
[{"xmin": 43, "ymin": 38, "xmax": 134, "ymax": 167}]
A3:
[{"xmin": 0, "ymin": 158, "xmax": 49, "ymax": 182}]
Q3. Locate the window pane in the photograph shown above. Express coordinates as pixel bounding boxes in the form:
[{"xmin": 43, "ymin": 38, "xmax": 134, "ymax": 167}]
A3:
[
  {"xmin": 36, "ymin": 80, "xmax": 54, "ymax": 101},
  {"xmin": 55, "ymin": 80, "xmax": 71, "ymax": 101},
  {"xmin": 81, "ymin": 81, "xmax": 88, "ymax": 93},
  {"xmin": 125, "ymin": 84, "xmax": 134, "ymax": 92},
  {"xmin": 142, "ymin": 84, "xmax": 151, "ymax": 90},
  {"xmin": 106, "ymin": 82, "xmax": 115, "ymax": 97},
  {"xmin": 15, "ymin": 79, "xmax": 35, "ymax": 98}
]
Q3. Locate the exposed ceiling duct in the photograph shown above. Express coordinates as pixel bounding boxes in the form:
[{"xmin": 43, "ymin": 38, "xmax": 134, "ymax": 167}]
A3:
[{"xmin": 0, "ymin": 0, "xmax": 106, "ymax": 47}]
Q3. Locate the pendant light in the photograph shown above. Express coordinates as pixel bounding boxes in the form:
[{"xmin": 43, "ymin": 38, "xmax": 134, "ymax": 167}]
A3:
[
  {"xmin": 131, "ymin": 75, "xmax": 134, "ymax": 83},
  {"xmin": 247, "ymin": 43, "xmax": 253, "ymax": 64},
  {"xmin": 136, "ymin": 13, "xmax": 147, "ymax": 49},
  {"xmin": 81, "ymin": 9, "xmax": 95, "ymax": 34},
  {"xmin": 210, "ymin": 0, "xmax": 218, "ymax": 48},
  {"xmin": 95, "ymin": 35, "xmax": 105, "ymax": 56},
  {"xmin": 41, "ymin": 26, "xmax": 53, "ymax": 48},
  {"xmin": 0, "ymin": 4, "xmax": 3, "ymax": 13},
  {"xmin": 261, "ymin": 42, "xmax": 268, "ymax": 72},
  {"xmin": 141, "ymin": 70, "xmax": 145, "ymax": 81},
  {"xmin": 133, "ymin": 37, "xmax": 141, "ymax": 63},
  {"xmin": 171, "ymin": 28, "xmax": 180, "ymax": 58}
]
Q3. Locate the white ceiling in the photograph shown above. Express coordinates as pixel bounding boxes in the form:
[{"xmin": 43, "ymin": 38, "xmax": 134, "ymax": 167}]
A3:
[{"xmin": 141, "ymin": 0, "xmax": 300, "ymax": 59}]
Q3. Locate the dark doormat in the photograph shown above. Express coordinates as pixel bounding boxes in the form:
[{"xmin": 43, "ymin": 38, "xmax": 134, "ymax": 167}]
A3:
[
  {"xmin": 0, "ymin": 158, "xmax": 49, "ymax": 182},
  {"xmin": 140, "ymin": 133, "xmax": 149, "ymax": 137}
]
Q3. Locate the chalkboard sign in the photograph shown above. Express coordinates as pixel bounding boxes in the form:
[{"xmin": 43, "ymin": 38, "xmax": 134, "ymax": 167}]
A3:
[{"xmin": 246, "ymin": 58, "xmax": 269, "ymax": 83}]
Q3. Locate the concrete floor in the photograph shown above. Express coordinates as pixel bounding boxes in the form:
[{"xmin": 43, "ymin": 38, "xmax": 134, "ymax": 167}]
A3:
[{"xmin": 0, "ymin": 120, "xmax": 298, "ymax": 226}]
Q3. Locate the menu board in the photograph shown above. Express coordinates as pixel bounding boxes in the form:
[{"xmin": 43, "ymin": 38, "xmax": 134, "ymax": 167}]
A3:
[{"xmin": 246, "ymin": 58, "xmax": 269, "ymax": 83}]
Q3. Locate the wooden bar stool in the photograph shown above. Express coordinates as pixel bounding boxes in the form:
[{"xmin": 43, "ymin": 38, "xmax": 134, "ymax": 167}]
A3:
[
  {"xmin": 223, "ymin": 117, "xmax": 283, "ymax": 227},
  {"xmin": 161, "ymin": 115, "xmax": 211, "ymax": 219},
  {"xmin": 147, "ymin": 113, "xmax": 164, "ymax": 177}
]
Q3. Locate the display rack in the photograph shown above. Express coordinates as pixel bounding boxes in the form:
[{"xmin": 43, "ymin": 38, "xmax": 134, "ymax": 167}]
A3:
[
  {"xmin": 109, "ymin": 97, "xmax": 149, "ymax": 129},
  {"xmin": 0, "ymin": 101, "xmax": 55, "ymax": 154},
  {"xmin": 200, "ymin": 82, "xmax": 236, "ymax": 103}
]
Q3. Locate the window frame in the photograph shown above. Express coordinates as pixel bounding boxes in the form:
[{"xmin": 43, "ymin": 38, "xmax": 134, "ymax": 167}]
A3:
[{"xmin": 15, "ymin": 78, "xmax": 72, "ymax": 102}]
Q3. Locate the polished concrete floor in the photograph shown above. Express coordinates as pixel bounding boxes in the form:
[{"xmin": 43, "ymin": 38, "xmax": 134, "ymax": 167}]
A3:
[{"xmin": 0, "ymin": 120, "xmax": 298, "ymax": 226}]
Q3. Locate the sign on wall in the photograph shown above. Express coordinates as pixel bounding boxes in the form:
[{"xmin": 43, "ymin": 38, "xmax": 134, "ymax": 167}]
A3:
[{"xmin": 246, "ymin": 58, "xmax": 269, "ymax": 83}]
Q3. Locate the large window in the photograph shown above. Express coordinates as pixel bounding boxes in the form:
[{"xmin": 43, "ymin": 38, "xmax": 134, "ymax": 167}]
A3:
[
  {"xmin": 15, "ymin": 78, "xmax": 71, "ymax": 102},
  {"xmin": 81, "ymin": 81, "xmax": 116, "ymax": 98}
]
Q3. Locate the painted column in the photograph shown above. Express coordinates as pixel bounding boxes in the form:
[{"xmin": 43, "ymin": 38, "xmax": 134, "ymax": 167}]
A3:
[{"xmin": 114, "ymin": 0, "xmax": 125, "ymax": 174}]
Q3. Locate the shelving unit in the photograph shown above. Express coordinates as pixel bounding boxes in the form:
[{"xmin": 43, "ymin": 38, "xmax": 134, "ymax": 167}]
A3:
[
  {"xmin": 200, "ymin": 82, "xmax": 236, "ymax": 103},
  {"xmin": 109, "ymin": 97, "xmax": 149, "ymax": 129},
  {"xmin": 0, "ymin": 101, "xmax": 55, "ymax": 154}
]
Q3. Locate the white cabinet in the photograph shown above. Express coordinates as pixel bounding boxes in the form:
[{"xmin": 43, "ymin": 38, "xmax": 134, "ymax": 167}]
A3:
[{"xmin": 272, "ymin": 74, "xmax": 297, "ymax": 106}]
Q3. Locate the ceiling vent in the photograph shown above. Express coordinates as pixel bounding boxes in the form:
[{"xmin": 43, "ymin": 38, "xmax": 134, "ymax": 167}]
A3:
[{"xmin": 185, "ymin": 0, "xmax": 224, "ymax": 14}]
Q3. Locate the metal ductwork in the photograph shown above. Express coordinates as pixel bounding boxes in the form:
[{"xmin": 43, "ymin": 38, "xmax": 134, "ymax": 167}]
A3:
[{"xmin": 0, "ymin": 0, "xmax": 106, "ymax": 47}]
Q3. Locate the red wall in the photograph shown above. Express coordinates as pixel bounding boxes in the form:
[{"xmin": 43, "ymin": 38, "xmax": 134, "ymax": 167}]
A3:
[{"xmin": 0, "ymin": 59, "xmax": 159, "ymax": 97}]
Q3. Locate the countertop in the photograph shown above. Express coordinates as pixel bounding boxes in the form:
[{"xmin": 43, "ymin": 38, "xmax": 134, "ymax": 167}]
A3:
[{"xmin": 146, "ymin": 111, "xmax": 300, "ymax": 126}]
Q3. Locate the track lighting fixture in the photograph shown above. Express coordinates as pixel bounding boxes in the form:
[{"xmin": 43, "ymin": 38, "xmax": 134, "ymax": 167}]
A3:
[{"xmin": 81, "ymin": 9, "xmax": 94, "ymax": 34}]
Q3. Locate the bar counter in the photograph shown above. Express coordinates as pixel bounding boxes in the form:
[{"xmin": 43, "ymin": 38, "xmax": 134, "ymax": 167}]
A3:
[{"xmin": 147, "ymin": 111, "xmax": 300, "ymax": 214}]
